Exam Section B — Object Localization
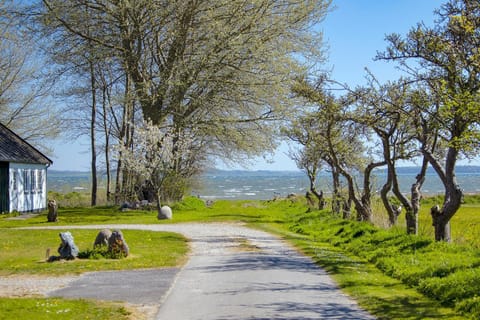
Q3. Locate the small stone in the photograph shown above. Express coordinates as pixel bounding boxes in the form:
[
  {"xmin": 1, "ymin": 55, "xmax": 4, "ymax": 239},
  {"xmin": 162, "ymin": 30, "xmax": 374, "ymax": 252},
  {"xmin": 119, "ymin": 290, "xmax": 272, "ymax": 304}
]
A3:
[{"xmin": 157, "ymin": 205, "xmax": 173, "ymax": 220}]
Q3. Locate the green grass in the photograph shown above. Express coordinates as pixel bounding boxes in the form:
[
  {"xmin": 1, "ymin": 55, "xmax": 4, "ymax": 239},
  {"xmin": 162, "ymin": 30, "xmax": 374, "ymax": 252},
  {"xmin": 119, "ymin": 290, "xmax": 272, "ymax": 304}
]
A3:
[
  {"xmin": 1, "ymin": 195, "xmax": 480, "ymax": 319},
  {"xmin": 286, "ymin": 235, "xmax": 464, "ymax": 320},
  {"xmin": 0, "ymin": 298, "xmax": 132, "ymax": 320},
  {"xmin": 0, "ymin": 229, "xmax": 188, "ymax": 275},
  {"xmin": 269, "ymin": 208, "xmax": 476, "ymax": 319}
]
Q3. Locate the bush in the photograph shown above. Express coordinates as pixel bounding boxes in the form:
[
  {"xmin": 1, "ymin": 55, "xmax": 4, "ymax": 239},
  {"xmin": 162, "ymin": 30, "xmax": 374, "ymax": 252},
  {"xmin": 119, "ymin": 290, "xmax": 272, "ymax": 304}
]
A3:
[
  {"xmin": 78, "ymin": 247, "xmax": 126, "ymax": 260},
  {"xmin": 171, "ymin": 196, "xmax": 206, "ymax": 211}
]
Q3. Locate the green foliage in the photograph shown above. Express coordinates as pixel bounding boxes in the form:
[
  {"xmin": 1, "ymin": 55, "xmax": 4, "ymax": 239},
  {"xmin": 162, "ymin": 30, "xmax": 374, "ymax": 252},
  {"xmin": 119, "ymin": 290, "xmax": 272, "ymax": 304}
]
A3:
[
  {"xmin": 170, "ymin": 196, "xmax": 206, "ymax": 211},
  {"xmin": 77, "ymin": 247, "xmax": 126, "ymax": 260},
  {"xmin": 48, "ymin": 191, "xmax": 91, "ymax": 208}
]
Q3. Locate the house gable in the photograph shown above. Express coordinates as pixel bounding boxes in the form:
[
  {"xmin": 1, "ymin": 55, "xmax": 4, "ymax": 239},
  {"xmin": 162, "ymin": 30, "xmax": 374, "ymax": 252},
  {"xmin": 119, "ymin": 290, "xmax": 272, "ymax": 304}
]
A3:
[
  {"xmin": 0, "ymin": 123, "xmax": 52, "ymax": 165},
  {"xmin": 0, "ymin": 123, "xmax": 52, "ymax": 213}
]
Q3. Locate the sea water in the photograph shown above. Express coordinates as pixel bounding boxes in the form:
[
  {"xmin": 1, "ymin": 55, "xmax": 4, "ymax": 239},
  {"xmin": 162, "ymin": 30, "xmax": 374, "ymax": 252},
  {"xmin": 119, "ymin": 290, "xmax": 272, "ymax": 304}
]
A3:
[
  {"xmin": 195, "ymin": 166, "xmax": 480, "ymax": 200},
  {"xmin": 48, "ymin": 166, "xmax": 480, "ymax": 201}
]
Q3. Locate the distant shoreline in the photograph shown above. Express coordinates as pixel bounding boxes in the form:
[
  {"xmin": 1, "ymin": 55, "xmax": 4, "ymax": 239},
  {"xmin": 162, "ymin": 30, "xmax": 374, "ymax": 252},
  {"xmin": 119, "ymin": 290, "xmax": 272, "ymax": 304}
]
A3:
[{"xmin": 48, "ymin": 166, "xmax": 480, "ymax": 200}]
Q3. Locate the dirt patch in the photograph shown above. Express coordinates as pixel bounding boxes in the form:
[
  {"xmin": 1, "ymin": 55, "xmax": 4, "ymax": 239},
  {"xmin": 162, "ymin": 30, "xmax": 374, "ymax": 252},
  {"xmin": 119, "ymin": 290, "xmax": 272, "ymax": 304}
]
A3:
[{"xmin": 0, "ymin": 274, "xmax": 79, "ymax": 297}]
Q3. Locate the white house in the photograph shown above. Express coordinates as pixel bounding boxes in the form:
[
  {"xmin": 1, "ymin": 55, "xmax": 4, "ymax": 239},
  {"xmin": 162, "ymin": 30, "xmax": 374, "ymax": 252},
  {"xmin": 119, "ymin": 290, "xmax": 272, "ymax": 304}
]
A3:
[{"xmin": 0, "ymin": 123, "xmax": 52, "ymax": 213}]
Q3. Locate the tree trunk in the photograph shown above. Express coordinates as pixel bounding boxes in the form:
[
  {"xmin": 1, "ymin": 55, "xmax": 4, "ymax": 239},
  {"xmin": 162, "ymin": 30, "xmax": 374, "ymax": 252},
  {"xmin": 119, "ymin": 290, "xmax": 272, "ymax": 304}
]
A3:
[
  {"xmin": 330, "ymin": 165, "xmax": 342, "ymax": 214},
  {"xmin": 342, "ymin": 197, "xmax": 352, "ymax": 219},
  {"xmin": 380, "ymin": 165, "xmax": 399, "ymax": 226},
  {"xmin": 342, "ymin": 171, "xmax": 371, "ymax": 222},
  {"xmin": 406, "ymin": 158, "xmax": 428, "ymax": 234},
  {"xmin": 425, "ymin": 147, "xmax": 463, "ymax": 242},
  {"xmin": 115, "ymin": 75, "xmax": 135, "ymax": 204},
  {"xmin": 430, "ymin": 205, "xmax": 451, "ymax": 242},
  {"xmin": 307, "ymin": 170, "xmax": 325, "ymax": 210},
  {"xmin": 101, "ymin": 85, "xmax": 111, "ymax": 202},
  {"xmin": 89, "ymin": 61, "xmax": 97, "ymax": 206}
]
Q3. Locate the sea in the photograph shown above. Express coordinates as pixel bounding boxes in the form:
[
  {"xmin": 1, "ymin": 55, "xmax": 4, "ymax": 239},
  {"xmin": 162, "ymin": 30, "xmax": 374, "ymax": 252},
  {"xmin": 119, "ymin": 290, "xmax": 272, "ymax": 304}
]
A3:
[{"xmin": 48, "ymin": 166, "xmax": 480, "ymax": 201}]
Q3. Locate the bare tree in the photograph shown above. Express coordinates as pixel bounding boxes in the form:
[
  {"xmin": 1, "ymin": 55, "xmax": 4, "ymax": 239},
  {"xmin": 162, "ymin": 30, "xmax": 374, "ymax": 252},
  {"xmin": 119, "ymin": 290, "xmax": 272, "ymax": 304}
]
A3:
[{"xmin": 0, "ymin": 1, "xmax": 61, "ymax": 151}]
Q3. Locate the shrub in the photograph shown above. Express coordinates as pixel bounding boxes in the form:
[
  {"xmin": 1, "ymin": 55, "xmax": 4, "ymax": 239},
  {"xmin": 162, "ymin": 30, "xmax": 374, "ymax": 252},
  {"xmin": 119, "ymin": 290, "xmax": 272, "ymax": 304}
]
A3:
[
  {"xmin": 171, "ymin": 196, "xmax": 206, "ymax": 211},
  {"xmin": 77, "ymin": 247, "xmax": 126, "ymax": 260}
]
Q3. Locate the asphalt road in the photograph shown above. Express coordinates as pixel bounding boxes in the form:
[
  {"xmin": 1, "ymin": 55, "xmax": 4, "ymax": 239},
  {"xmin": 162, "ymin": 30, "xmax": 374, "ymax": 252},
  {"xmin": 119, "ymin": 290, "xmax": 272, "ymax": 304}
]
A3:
[{"xmin": 41, "ymin": 223, "xmax": 374, "ymax": 320}]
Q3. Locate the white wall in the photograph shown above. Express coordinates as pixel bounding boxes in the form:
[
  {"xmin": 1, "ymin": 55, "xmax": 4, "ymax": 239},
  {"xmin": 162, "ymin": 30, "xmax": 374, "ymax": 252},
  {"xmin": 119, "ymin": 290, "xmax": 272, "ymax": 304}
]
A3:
[{"xmin": 9, "ymin": 163, "xmax": 48, "ymax": 213}]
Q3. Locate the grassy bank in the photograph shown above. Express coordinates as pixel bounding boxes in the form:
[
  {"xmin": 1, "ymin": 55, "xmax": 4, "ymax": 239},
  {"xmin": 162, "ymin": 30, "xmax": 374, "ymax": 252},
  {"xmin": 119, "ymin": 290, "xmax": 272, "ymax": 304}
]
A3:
[{"xmin": 1, "ymin": 195, "xmax": 479, "ymax": 319}]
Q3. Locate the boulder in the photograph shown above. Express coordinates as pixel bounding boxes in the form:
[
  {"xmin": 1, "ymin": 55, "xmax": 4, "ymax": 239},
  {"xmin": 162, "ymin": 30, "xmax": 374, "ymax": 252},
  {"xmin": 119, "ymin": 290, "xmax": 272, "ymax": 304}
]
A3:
[
  {"xmin": 57, "ymin": 231, "xmax": 79, "ymax": 260},
  {"xmin": 47, "ymin": 199, "xmax": 58, "ymax": 222},
  {"xmin": 108, "ymin": 230, "xmax": 129, "ymax": 257},
  {"xmin": 157, "ymin": 205, "xmax": 173, "ymax": 220},
  {"xmin": 94, "ymin": 229, "xmax": 112, "ymax": 247}
]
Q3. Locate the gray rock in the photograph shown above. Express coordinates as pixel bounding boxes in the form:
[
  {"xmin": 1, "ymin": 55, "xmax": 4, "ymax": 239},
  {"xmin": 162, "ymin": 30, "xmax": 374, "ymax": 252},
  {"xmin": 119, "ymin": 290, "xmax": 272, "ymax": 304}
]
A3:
[
  {"xmin": 93, "ymin": 229, "xmax": 112, "ymax": 247},
  {"xmin": 57, "ymin": 232, "xmax": 79, "ymax": 260},
  {"xmin": 108, "ymin": 230, "xmax": 129, "ymax": 257},
  {"xmin": 47, "ymin": 199, "xmax": 58, "ymax": 222},
  {"xmin": 157, "ymin": 205, "xmax": 173, "ymax": 220}
]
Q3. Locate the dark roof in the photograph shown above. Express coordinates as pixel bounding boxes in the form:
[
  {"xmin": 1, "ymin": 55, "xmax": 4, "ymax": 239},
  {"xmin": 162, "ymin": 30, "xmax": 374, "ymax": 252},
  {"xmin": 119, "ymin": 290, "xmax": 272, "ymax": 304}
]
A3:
[{"xmin": 0, "ymin": 123, "xmax": 53, "ymax": 165}]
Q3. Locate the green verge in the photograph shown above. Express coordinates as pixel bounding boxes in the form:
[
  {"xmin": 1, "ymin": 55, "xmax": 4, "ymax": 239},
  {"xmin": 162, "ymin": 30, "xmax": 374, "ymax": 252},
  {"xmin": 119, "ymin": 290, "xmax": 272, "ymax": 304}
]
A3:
[
  {"xmin": 255, "ymin": 223, "xmax": 468, "ymax": 320},
  {"xmin": 0, "ymin": 298, "xmax": 132, "ymax": 320},
  {"xmin": 258, "ymin": 206, "xmax": 476, "ymax": 320}
]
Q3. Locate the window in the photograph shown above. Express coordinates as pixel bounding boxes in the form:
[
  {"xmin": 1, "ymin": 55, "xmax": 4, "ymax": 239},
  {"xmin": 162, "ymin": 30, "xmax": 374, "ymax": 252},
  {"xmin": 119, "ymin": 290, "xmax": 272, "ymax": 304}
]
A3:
[
  {"xmin": 36, "ymin": 170, "xmax": 43, "ymax": 193},
  {"xmin": 31, "ymin": 170, "xmax": 36, "ymax": 193},
  {"xmin": 12, "ymin": 171, "xmax": 17, "ymax": 191},
  {"xmin": 23, "ymin": 170, "xmax": 30, "ymax": 194}
]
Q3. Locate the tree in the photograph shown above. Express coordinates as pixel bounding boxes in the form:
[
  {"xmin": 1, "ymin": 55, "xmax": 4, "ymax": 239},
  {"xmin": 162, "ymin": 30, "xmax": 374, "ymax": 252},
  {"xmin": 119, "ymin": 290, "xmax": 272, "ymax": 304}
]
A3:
[
  {"xmin": 291, "ymin": 79, "xmax": 380, "ymax": 222},
  {"xmin": 284, "ymin": 114, "xmax": 327, "ymax": 210},
  {"xmin": 0, "ymin": 1, "xmax": 61, "ymax": 150},
  {"xmin": 37, "ymin": 0, "xmax": 331, "ymax": 200},
  {"xmin": 117, "ymin": 120, "xmax": 204, "ymax": 210},
  {"xmin": 378, "ymin": 0, "xmax": 480, "ymax": 241},
  {"xmin": 351, "ymin": 77, "xmax": 426, "ymax": 230}
]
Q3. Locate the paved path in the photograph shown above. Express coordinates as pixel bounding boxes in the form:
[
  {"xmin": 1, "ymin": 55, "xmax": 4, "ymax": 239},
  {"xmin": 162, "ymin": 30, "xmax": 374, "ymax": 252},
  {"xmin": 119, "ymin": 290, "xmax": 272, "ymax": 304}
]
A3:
[{"xmin": 24, "ymin": 223, "xmax": 375, "ymax": 320}]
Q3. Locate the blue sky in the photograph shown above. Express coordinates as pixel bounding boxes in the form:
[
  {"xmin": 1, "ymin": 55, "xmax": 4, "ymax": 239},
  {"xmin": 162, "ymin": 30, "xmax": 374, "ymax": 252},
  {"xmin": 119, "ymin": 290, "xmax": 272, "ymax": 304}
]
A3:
[{"xmin": 50, "ymin": 0, "xmax": 441, "ymax": 172}]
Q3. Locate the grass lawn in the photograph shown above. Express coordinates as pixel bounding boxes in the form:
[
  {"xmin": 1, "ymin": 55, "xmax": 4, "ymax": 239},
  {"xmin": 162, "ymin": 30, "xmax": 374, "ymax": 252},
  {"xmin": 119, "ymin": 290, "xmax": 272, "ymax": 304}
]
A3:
[
  {"xmin": 1, "ymin": 195, "xmax": 479, "ymax": 319},
  {"xmin": 0, "ymin": 229, "xmax": 188, "ymax": 275},
  {"xmin": 0, "ymin": 298, "xmax": 133, "ymax": 320}
]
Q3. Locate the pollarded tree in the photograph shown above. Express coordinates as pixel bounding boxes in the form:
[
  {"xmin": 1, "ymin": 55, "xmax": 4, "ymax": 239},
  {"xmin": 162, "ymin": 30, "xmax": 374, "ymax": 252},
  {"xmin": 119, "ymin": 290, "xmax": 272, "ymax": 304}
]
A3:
[
  {"xmin": 292, "ymin": 78, "xmax": 382, "ymax": 222},
  {"xmin": 378, "ymin": 0, "xmax": 480, "ymax": 241},
  {"xmin": 351, "ymin": 77, "xmax": 431, "ymax": 232},
  {"xmin": 283, "ymin": 113, "xmax": 327, "ymax": 210}
]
